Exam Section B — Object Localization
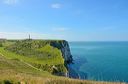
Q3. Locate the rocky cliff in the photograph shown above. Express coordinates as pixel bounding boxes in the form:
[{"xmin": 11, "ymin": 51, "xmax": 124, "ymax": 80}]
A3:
[
  {"xmin": 50, "ymin": 40, "xmax": 73, "ymax": 64},
  {"xmin": 5, "ymin": 39, "xmax": 73, "ymax": 76},
  {"xmin": 49, "ymin": 40, "xmax": 74, "ymax": 77}
]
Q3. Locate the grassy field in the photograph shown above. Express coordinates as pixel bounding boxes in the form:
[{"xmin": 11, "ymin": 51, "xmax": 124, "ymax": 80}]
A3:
[
  {"xmin": 0, "ymin": 40, "xmax": 126, "ymax": 84},
  {"xmin": 0, "ymin": 40, "xmax": 67, "ymax": 74}
]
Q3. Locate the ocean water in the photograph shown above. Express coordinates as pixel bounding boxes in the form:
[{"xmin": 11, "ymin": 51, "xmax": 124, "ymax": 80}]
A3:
[{"xmin": 69, "ymin": 42, "xmax": 128, "ymax": 82}]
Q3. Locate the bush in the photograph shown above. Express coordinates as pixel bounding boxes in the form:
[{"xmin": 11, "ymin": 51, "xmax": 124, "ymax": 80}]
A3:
[
  {"xmin": 0, "ymin": 43, "xmax": 3, "ymax": 47},
  {"xmin": 3, "ymin": 80, "xmax": 13, "ymax": 84},
  {"xmin": 0, "ymin": 80, "xmax": 21, "ymax": 84}
]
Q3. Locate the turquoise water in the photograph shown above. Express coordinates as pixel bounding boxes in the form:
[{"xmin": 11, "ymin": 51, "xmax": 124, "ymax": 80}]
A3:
[{"xmin": 69, "ymin": 42, "xmax": 128, "ymax": 82}]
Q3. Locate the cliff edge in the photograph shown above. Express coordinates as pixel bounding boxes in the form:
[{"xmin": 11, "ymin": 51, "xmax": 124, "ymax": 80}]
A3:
[
  {"xmin": 50, "ymin": 40, "xmax": 73, "ymax": 64},
  {"xmin": 3, "ymin": 39, "xmax": 73, "ymax": 76}
]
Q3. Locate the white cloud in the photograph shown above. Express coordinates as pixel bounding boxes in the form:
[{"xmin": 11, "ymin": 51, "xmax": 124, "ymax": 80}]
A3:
[
  {"xmin": 0, "ymin": 32, "xmax": 47, "ymax": 39},
  {"xmin": 3, "ymin": 0, "xmax": 19, "ymax": 5},
  {"xmin": 51, "ymin": 3, "xmax": 62, "ymax": 9},
  {"xmin": 0, "ymin": 32, "xmax": 67, "ymax": 40}
]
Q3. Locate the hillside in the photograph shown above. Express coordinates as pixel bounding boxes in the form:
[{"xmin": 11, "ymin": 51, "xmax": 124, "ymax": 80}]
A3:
[
  {"xmin": 0, "ymin": 39, "xmax": 74, "ymax": 76},
  {"xmin": 0, "ymin": 39, "xmax": 125, "ymax": 84}
]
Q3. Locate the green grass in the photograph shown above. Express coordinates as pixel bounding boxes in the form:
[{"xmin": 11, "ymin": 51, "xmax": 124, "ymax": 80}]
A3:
[
  {"xmin": 0, "ymin": 47, "xmax": 66, "ymax": 74},
  {"xmin": 0, "ymin": 54, "xmax": 51, "ymax": 76},
  {"xmin": 0, "ymin": 47, "xmax": 63, "ymax": 65},
  {"xmin": 0, "ymin": 40, "xmax": 67, "ymax": 74},
  {"xmin": 4, "ymin": 40, "xmax": 64, "ymax": 64},
  {"xmin": 0, "ymin": 54, "xmax": 51, "ymax": 84}
]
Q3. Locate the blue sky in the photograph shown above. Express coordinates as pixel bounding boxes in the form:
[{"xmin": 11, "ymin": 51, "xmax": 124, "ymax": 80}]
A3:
[{"xmin": 0, "ymin": 0, "xmax": 128, "ymax": 41}]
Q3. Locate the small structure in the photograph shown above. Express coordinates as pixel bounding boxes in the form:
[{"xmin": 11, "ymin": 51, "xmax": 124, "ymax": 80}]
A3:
[{"xmin": 29, "ymin": 34, "xmax": 31, "ymax": 40}]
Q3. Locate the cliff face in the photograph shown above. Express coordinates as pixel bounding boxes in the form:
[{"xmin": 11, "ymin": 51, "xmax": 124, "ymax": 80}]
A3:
[
  {"xmin": 49, "ymin": 40, "xmax": 73, "ymax": 77},
  {"xmin": 50, "ymin": 40, "xmax": 73, "ymax": 64}
]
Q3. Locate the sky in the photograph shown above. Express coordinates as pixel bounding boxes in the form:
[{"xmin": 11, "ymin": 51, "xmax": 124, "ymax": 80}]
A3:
[{"xmin": 0, "ymin": 0, "xmax": 128, "ymax": 41}]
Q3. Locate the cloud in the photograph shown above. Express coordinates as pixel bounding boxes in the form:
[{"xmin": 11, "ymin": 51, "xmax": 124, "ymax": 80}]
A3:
[
  {"xmin": 51, "ymin": 3, "xmax": 62, "ymax": 9},
  {"xmin": 0, "ymin": 32, "xmax": 47, "ymax": 39},
  {"xmin": 0, "ymin": 32, "xmax": 67, "ymax": 40},
  {"xmin": 3, "ymin": 0, "xmax": 19, "ymax": 5}
]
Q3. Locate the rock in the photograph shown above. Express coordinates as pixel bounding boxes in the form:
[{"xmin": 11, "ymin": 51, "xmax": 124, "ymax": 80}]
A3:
[
  {"xmin": 50, "ymin": 40, "xmax": 73, "ymax": 64},
  {"xmin": 60, "ymin": 40, "xmax": 73, "ymax": 63}
]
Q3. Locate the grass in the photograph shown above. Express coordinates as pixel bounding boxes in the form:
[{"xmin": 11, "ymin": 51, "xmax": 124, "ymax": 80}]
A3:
[
  {"xmin": 4, "ymin": 40, "xmax": 65, "ymax": 64},
  {"xmin": 0, "ymin": 47, "xmax": 63, "ymax": 65},
  {"xmin": 0, "ymin": 40, "xmax": 67, "ymax": 74},
  {"xmin": 0, "ymin": 54, "xmax": 51, "ymax": 84},
  {"xmin": 0, "ymin": 54, "xmax": 51, "ymax": 76}
]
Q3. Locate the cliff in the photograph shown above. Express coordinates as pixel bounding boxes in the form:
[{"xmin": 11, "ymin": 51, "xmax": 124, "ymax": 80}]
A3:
[
  {"xmin": 50, "ymin": 40, "xmax": 73, "ymax": 64},
  {"xmin": 4, "ymin": 39, "xmax": 73, "ymax": 76}
]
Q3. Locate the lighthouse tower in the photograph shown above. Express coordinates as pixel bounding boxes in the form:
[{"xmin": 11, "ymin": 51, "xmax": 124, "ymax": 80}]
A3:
[{"xmin": 29, "ymin": 34, "xmax": 31, "ymax": 40}]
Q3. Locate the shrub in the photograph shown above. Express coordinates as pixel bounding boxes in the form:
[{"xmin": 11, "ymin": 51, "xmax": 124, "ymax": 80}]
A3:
[
  {"xmin": 3, "ymin": 80, "xmax": 13, "ymax": 84},
  {"xmin": 0, "ymin": 43, "xmax": 3, "ymax": 47}
]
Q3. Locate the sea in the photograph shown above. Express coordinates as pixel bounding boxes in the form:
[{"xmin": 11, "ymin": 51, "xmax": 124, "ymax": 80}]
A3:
[{"xmin": 69, "ymin": 41, "xmax": 128, "ymax": 82}]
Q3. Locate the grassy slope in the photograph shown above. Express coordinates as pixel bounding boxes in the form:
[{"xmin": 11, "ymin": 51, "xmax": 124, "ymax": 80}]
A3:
[
  {"xmin": 0, "ymin": 54, "xmax": 51, "ymax": 84},
  {"xmin": 0, "ymin": 40, "xmax": 126, "ymax": 84},
  {"xmin": 4, "ymin": 40, "xmax": 64, "ymax": 65},
  {"xmin": 1, "ymin": 40, "xmax": 67, "ymax": 74}
]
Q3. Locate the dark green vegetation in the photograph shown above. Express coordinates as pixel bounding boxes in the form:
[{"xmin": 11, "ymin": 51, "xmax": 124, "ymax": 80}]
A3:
[{"xmin": 0, "ymin": 39, "xmax": 125, "ymax": 84}]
